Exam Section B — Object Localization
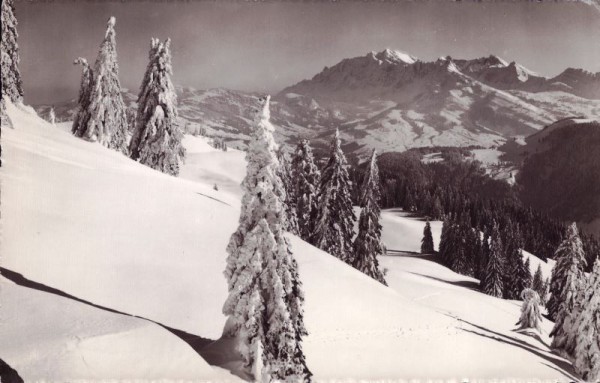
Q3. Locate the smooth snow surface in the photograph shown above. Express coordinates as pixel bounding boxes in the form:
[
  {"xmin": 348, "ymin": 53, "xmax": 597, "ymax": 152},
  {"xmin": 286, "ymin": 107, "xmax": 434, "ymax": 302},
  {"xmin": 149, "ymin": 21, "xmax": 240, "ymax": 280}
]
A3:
[
  {"xmin": 1, "ymin": 101, "xmax": 575, "ymax": 380},
  {"xmin": 0, "ymin": 277, "xmax": 238, "ymax": 382}
]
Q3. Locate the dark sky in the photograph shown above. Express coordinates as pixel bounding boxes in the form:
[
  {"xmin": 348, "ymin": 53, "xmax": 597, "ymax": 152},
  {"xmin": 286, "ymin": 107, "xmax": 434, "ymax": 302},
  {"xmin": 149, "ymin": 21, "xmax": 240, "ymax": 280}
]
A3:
[{"xmin": 14, "ymin": 0, "xmax": 600, "ymax": 104}]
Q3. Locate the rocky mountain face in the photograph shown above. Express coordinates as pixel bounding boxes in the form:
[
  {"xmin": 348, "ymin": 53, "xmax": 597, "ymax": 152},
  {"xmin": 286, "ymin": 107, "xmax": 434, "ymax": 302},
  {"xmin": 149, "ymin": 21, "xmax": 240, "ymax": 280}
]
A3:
[
  {"xmin": 510, "ymin": 118, "xmax": 600, "ymax": 237},
  {"xmin": 36, "ymin": 49, "xmax": 600, "ymax": 159}
]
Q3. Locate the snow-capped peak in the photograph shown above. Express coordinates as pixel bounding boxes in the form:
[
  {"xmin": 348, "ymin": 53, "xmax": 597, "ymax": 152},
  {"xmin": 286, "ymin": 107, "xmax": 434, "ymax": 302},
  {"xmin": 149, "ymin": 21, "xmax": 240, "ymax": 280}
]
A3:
[
  {"xmin": 509, "ymin": 61, "xmax": 541, "ymax": 82},
  {"xmin": 488, "ymin": 55, "xmax": 509, "ymax": 67},
  {"xmin": 373, "ymin": 48, "xmax": 418, "ymax": 65}
]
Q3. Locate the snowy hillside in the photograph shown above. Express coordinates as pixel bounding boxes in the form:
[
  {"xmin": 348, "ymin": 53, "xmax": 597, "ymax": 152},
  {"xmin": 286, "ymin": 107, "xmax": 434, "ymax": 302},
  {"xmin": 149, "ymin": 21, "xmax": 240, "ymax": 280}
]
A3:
[{"xmin": 1, "ymin": 102, "xmax": 577, "ymax": 380}]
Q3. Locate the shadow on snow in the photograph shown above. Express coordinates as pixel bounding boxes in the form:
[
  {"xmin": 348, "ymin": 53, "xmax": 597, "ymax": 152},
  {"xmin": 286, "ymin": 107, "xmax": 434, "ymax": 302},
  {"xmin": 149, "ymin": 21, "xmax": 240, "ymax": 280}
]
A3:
[{"xmin": 0, "ymin": 267, "xmax": 245, "ymax": 380}]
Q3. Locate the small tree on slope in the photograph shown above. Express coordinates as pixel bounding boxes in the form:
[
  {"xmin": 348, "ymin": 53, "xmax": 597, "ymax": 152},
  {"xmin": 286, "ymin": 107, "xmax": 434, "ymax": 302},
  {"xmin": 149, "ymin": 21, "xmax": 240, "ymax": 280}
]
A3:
[
  {"xmin": 48, "ymin": 107, "xmax": 56, "ymax": 125},
  {"xmin": 421, "ymin": 220, "xmax": 435, "ymax": 254},
  {"xmin": 290, "ymin": 139, "xmax": 320, "ymax": 243},
  {"xmin": 311, "ymin": 129, "xmax": 355, "ymax": 263},
  {"xmin": 352, "ymin": 150, "xmax": 387, "ymax": 285},
  {"xmin": 72, "ymin": 17, "xmax": 128, "ymax": 153},
  {"xmin": 222, "ymin": 95, "xmax": 310, "ymax": 382},
  {"xmin": 571, "ymin": 259, "xmax": 600, "ymax": 382},
  {"xmin": 1, "ymin": 0, "xmax": 24, "ymax": 104},
  {"xmin": 550, "ymin": 223, "xmax": 587, "ymax": 351},
  {"xmin": 482, "ymin": 222, "xmax": 504, "ymax": 298},
  {"xmin": 129, "ymin": 38, "xmax": 185, "ymax": 175},
  {"xmin": 516, "ymin": 288, "xmax": 543, "ymax": 333}
]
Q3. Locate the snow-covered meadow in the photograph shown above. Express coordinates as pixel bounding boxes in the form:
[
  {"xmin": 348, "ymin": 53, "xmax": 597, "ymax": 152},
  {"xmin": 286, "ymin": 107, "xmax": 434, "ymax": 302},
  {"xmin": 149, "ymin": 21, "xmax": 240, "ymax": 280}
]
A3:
[{"xmin": 0, "ymin": 102, "xmax": 577, "ymax": 381}]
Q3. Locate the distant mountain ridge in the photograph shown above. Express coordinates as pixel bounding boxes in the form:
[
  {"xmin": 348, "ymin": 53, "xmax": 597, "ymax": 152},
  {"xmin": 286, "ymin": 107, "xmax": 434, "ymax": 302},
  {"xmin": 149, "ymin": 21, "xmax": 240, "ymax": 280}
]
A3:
[
  {"xmin": 284, "ymin": 49, "xmax": 600, "ymax": 100},
  {"xmin": 35, "ymin": 49, "xmax": 600, "ymax": 158}
]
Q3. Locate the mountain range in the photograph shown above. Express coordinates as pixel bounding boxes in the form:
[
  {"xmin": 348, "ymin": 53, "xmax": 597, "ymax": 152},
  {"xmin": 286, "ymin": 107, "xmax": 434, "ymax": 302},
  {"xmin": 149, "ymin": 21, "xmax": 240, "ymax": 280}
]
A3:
[{"xmin": 37, "ymin": 49, "xmax": 600, "ymax": 159}]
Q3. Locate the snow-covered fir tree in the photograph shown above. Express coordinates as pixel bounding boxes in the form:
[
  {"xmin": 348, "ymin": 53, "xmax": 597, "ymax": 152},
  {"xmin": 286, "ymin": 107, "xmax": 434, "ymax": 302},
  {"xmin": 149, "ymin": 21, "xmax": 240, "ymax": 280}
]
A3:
[
  {"xmin": 521, "ymin": 257, "xmax": 532, "ymax": 290},
  {"xmin": 352, "ymin": 150, "xmax": 387, "ymax": 285},
  {"xmin": 438, "ymin": 219, "xmax": 454, "ymax": 267},
  {"xmin": 476, "ymin": 231, "xmax": 491, "ymax": 280},
  {"xmin": 503, "ymin": 223, "xmax": 525, "ymax": 299},
  {"xmin": 72, "ymin": 58, "xmax": 94, "ymax": 134},
  {"xmin": 421, "ymin": 220, "xmax": 435, "ymax": 254},
  {"xmin": 72, "ymin": 17, "xmax": 128, "ymax": 153},
  {"xmin": 48, "ymin": 107, "xmax": 56, "ymax": 125},
  {"xmin": 222, "ymin": 95, "xmax": 310, "ymax": 382},
  {"xmin": 311, "ymin": 129, "xmax": 355, "ymax": 263},
  {"xmin": 1, "ymin": 0, "xmax": 23, "ymax": 166},
  {"xmin": 1, "ymin": 0, "xmax": 23, "ymax": 104},
  {"xmin": 277, "ymin": 149, "xmax": 300, "ymax": 235},
  {"xmin": 550, "ymin": 223, "xmax": 587, "ymax": 350},
  {"xmin": 506, "ymin": 251, "xmax": 532, "ymax": 300},
  {"xmin": 516, "ymin": 288, "xmax": 543, "ymax": 333},
  {"xmin": 290, "ymin": 139, "xmax": 320, "ymax": 243},
  {"xmin": 482, "ymin": 222, "xmax": 504, "ymax": 298},
  {"xmin": 571, "ymin": 259, "xmax": 600, "ymax": 382},
  {"xmin": 532, "ymin": 264, "xmax": 546, "ymax": 304},
  {"xmin": 129, "ymin": 38, "xmax": 185, "ymax": 176},
  {"xmin": 451, "ymin": 219, "xmax": 474, "ymax": 276}
]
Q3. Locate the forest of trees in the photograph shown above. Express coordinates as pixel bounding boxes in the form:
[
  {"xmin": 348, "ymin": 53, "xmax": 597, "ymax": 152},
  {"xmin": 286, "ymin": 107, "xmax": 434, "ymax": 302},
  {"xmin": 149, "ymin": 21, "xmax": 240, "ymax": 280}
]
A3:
[{"xmin": 361, "ymin": 149, "xmax": 600, "ymax": 270}]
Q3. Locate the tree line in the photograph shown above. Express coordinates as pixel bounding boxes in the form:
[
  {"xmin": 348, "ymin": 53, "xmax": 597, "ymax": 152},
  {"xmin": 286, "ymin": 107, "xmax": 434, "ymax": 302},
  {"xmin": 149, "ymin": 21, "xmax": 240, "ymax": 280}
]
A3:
[{"xmin": 366, "ymin": 149, "xmax": 599, "ymax": 269}]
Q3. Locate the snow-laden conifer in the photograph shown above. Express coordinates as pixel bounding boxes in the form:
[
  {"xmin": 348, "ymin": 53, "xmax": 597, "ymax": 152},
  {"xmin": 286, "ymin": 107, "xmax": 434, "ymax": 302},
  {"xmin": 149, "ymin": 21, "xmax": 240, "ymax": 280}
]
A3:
[
  {"xmin": 421, "ymin": 220, "xmax": 435, "ymax": 254},
  {"xmin": 438, "ymin": 219, "xmax": 454, "ymax": 267},
  {"xmin": 482, "ymin": 222, "xmax": 504, "ymax": 298},
  {"xmin": 72, "ymin": 17, "xmax": 128, "ymax": 153},
  {"xmin": 477, "ymin": 231, "xmax": 491, "ymax": 281},
  {"xmin": 277, "ymin": 149, "xmax": 300, "ymax": 235},
  {"xmin": 290, "ymin": 140, "xmax": 320, "ymax": 243},
  {"xmin": 503, "ymin": 224, "xmax": 526, "ymax": 299},
  {"xmin": 312, "ymin": 129, "xmax": 355, "ymax": 262},
  {"xmin": 48, "ymin": 107, "xmax": 56, "ymax": 125},
  {"xmin": 352, "ymin": 150, "xmax": 387, "ymax": 285},
  {"xmin": 1, "ymin": 0, "xmax": 23, "ymax": 103},
  {"xmin": 549, "ymin": 223, "xmax": 587, "ymax": 350},
  {"xmin": 532, "ymin": 264, "xmax": 546, "ymax": 304},
  {"xmin": 72, "ymin": 58, "xmax": 94, "ymax": 134},
  {"xmin": 516, "ymin": 288, "xmax": 543, "ymax": 333},
  {"xmin": 129, "ymin": 38, "xmax": 185, "ymax": 175},
  {"xmin": 507, "ymin": 250, "xmax": 532, "ymax": 300},
  {"xmin": 571, "ymin": 259, "xmax": 600, "ymax": 382},
  {"xmin": 222, "ymin": 95, "xmax": 310, "ymax": 382}
]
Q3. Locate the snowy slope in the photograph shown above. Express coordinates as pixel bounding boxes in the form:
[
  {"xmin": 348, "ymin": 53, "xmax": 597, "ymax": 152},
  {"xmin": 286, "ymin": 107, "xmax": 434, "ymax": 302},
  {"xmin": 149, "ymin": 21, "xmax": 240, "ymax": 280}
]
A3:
[
  {"xmin": 0, "ymin": 277, "xmax": 237, "ymax": 382},
  {"xmin": 1, "ymin": 102, "xmax": 575, "ymax": 380},
  {"xmin": 378, "ymin": 211, "xmax": 569, "ymax": 379}
]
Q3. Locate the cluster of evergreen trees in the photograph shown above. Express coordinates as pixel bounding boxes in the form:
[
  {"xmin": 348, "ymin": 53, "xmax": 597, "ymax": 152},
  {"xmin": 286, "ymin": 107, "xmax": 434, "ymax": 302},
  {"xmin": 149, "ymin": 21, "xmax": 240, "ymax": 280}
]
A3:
[
  {"xmin": 71, "ymin": 17, "xmax": 185, "ymax": 175},
  {"xmin": 434, "ymin": 210, "xmax": 599, "ymax": 380},
  {"xmin": 437, "ymin": 214, "xmax": 534, "ymax": 300},
  {"xmin": 374, "ymin": 150, "xmax": 600, "ymax": 269},
  {"xmin": 547, "ymin": 223, "xmax": 600, "ymax": 381},
  {"xmin": 279, "ymin": 131, "xmax": 388, "ymax": 285}
]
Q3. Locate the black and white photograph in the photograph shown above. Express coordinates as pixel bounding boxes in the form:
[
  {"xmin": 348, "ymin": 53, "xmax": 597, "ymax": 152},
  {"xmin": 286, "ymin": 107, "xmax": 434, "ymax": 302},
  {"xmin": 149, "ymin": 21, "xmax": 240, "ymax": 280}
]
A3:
[{"xmin": 1, "ymin": 0, "xmax": 599, "ymax": 381}]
